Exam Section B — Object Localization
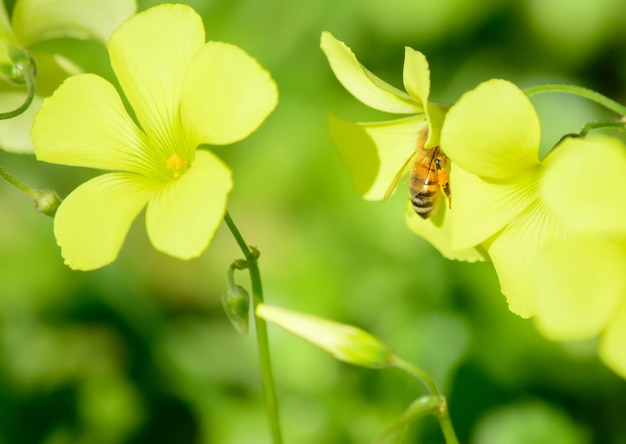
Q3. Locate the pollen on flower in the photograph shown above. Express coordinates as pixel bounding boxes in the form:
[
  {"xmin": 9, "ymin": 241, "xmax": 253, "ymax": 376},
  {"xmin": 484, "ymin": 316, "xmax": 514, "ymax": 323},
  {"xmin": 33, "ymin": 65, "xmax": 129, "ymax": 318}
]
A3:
[{"xmin": 166, "ymin": 153, "xmax": 189, "ymax": 179}]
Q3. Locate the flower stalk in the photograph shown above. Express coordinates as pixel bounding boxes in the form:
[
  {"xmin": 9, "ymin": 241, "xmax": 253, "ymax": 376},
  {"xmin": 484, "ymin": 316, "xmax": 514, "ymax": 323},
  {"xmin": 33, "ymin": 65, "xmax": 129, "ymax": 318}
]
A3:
[
  {"xmin": 391, "ymin": 357, "xmax": 459, "ymax": 444},
  {"xmin": 524, "ymin": 83, "xmax": 626, "ymax": 116},
  {"xmin": 0, "ymin": 52, "xmax": 36, "ymax": 120},
  {"xmin": 0, "ymin": 164, "xmax": 60, "ymax": 216},
  {"xmin": 223, "ymin": 211, "xmax": 283, "ymax": 444}
]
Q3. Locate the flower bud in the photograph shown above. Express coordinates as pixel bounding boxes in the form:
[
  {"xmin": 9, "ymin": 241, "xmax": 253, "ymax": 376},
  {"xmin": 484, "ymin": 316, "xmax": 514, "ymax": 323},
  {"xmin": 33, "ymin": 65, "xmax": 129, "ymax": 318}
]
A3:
[
  {"xmin": 221, "ymin": 284, "xmax": 250, "ymax": 335},
  {"xmin": 32, "ymin": 189, "xmax": 62, "ymax": 217},
  {"xmin": 256, "ymin": 303, "xmax": 394, "ymax": 368}
]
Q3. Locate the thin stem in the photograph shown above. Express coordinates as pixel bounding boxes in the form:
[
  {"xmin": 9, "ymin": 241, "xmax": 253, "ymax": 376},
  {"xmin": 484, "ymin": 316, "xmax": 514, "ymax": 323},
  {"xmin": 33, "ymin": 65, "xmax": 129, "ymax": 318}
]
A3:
[
  {"xmin": 0, "ymin": 164, "xmax": 35, "ymax": 197},
  {"xmin": 0, "ymin": 164, "xmax": 61, "ymax": 216},
  {"xmin": 524, "ymin": 84, "xmax": 626, "ymax": 116},
  {"xmin": 0, "ymin": 70, "xmax": 36, "ymax": 120},
  {"xmin": 223, "ymin": 211, "xmax": 283, "ymax": 444},
  {"xmin": 392, "ymin": 357, "xmax": 459, "ymax": 444}
]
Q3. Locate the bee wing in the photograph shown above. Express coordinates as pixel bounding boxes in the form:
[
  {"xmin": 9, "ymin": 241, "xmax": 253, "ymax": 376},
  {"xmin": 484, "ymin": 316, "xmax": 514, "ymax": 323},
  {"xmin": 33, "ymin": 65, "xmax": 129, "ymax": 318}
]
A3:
[{"xmin": 384, "ymin": 154, "xmax": 415, "ymax": 200}]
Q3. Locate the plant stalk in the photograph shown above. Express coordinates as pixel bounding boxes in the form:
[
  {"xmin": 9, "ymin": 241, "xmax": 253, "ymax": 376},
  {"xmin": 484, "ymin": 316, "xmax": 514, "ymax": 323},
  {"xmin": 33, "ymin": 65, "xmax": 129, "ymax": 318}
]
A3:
[{"xmin": 223, "ymin": 211, "xmax": 283, "ymax": 444}]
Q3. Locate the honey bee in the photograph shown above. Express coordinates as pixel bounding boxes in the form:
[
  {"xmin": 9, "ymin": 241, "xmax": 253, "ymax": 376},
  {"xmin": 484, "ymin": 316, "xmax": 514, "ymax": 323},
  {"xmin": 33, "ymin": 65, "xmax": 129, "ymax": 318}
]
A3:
[{"xmin": 409, "ymin": 145, "xmax": 451, "ymax": 219}]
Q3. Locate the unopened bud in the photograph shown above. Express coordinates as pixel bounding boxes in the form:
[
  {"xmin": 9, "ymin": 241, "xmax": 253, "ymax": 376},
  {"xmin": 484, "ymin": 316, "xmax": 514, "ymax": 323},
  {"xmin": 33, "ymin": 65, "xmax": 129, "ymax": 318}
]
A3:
[
  {"xmin": 222, "ymin": 284, "xmax": 250, "ymax": 335},
  {"xmin": 256, "ymin": 303, "xmax": 394, "ymax": 368},
  {"xmin": 32, "ymin": 189, "xmax": 61, "ymax": 217}
]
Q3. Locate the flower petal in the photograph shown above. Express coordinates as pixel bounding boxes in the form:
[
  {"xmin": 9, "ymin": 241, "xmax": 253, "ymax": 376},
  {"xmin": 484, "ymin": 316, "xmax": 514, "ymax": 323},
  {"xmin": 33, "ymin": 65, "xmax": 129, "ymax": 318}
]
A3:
[
  {"xmin": 0, "ymin": 92, "xmax": 41, "ymax": 153},
  {"xmin": 402, "ymin": 47, "xmax": 430, "ymax": 104},
  {"xmin": 0, "ymin": 3, "xmax": 12, "ymax": 39},
  {"xmin": 441, "ymin": 79, "xmax": 540, "ymax": 179},
  {"xmin": 405, "ymin": 200, "xmax": 487, "ymax": 262},
  {"xmin": 108, "ymin": 4, "xmax": 204, "ymax": 141},
  {"xmin": 328, "ymin": 114, "xmax": 426, "ymax": 200},
  {"xmin": 145, "ymin": 150, "xmax": 232, "ymax": 259},
  {"xmin": 180, "ymin": 41, "xmax": 277, "ymax": 146},
  {"xmin": 12, "ymin": 0, "xmax": 136, "ymax": 46},
  {"xmin": 541, "ymin": 136, "xmax": 626, "ymax": 237},
  {"xmin": 486, "ymin": 202, "xmax": 565, "ymax": 318},
  {"xmin": 320, "ymin": 31, "xmax": 421, "ymax": 114},
  {"xmin": 450, "ymin": 164, "xmax": 541, "ymax": 249},
  {"xmin": 534, "ymin": 237, "xmax": 626, "ymax": 340},
  {"xmin": 54, "ymin": 173, "xmax": 153, "ymax": 270},
  {"xmin": 600, "ymin": 301, "xmax": 626, "ymax": 380},
  {"xmin": 32, "ymin": 74, "xmax": 147, "ymax": 172}
]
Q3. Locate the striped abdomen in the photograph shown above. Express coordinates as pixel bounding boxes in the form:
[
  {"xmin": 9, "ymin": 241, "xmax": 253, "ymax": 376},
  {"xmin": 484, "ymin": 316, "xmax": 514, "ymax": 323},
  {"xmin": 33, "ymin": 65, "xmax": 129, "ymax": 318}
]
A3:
[{"xmin": 409, "ymin": 146, "xmax": 450, "ymax": 219}]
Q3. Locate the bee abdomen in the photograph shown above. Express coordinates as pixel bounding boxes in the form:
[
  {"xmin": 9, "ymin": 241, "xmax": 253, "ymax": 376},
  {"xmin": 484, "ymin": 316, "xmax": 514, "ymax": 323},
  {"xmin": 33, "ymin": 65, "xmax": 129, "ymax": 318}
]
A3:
[{"xmin": 410, "ymin": 187, "xmax": 438, "ymax": 219}]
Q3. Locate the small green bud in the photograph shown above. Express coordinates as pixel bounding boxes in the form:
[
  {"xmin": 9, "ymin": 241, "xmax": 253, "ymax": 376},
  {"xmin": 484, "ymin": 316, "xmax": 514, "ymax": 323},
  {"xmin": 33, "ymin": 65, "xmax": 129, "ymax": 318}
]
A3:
[
  {"xmin": 232, "ymin": 258, "xmax": 248, "ymax": 270},
  {"xmin": 221, "ymin": 284, "xmax": 250, "ymax": 335},
  {"xmin": 32, "ymin": 189, "xmax": 62, "ymax": 217},
  {"xmin": 0, "ymin": 42, "xmax": 35, "ymax": 85},
  {"xmin": 256, "ymin": 303, "xmax": 394, "ymax": 368}
]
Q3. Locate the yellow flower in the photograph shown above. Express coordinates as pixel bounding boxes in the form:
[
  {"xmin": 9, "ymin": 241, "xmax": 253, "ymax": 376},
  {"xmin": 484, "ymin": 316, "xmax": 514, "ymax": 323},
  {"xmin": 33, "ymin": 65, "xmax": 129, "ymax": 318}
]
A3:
[
  {"xmin": 321, "ymin": 31, "xmax": 483, "ymax": 262},
  {"xmin": 0, "ymin": 0, "xmax": 136, "ymax": 153},
  {"xmin": 32, "ymin": 4, "xmax": 278, "ymax": 270}
]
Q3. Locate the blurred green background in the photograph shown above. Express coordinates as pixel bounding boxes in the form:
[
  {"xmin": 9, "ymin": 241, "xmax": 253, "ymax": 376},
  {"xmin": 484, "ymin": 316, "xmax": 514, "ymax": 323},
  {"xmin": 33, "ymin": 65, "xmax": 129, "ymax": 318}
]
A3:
[{"xmin": 1, "ymin": 0, "xmax": 626, "ymax": 442}]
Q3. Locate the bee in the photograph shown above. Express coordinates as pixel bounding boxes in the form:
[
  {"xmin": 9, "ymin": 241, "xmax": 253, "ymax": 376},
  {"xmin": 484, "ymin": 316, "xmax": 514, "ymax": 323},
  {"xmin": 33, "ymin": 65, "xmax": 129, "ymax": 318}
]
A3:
[{"xmin": 409, "ymin": 145, "xmax": 451, "ymax": 219}]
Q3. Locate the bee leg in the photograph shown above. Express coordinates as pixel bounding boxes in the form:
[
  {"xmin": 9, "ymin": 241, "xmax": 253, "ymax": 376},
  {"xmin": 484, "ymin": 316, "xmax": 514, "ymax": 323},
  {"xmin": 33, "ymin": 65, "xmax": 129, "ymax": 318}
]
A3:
[{"xmin": 434, "ymin": 159, "xmax": 452, "ymax": 208}]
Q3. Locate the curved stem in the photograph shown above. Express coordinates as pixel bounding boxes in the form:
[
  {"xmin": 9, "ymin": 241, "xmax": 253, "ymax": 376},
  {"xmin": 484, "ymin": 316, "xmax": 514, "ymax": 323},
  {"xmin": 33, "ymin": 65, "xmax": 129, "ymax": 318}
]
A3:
[
  {"xmin": 0, "ymin": 165, "xmax": 61, "ymax": 216},
  {"xmin": 223, "ymin": 211, "xmax": 283, "ymax": 444},
  {"xmin": 0, "ymin": 164, "xmax": 35, "ymax": 196},
  {"xmin": 0, "ymin": 72, "xmax": 36, "ymax": 120},
  {"xmin": 392, "ymin": 357, "xmax": 459, "ymax": 444},
  {"xmin": 524, "ymin": 84, "xmax": 626, "ymax": 116}
]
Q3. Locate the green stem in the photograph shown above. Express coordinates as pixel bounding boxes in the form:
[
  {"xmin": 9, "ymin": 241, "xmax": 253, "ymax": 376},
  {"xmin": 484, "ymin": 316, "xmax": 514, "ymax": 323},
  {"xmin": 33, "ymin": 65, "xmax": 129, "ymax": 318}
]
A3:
[
  {"xmin": 0, "ymin": 164, "xmax": 61, "ymax": 217},
  {"xmin": 524, "ymin": 84, "xmax": 626, "ymax": 116},
  {"xmin": 392, "ymin": 357, "xmax": 459, "ymax": 444},
  {"xmin": 223, "ymin": 211, "xmax": 283, "ymax": 444},
  {"xmin": 0, "ymin": 164, "xmax": 35, "ymax": 196},
  {"xmin": 0, "ymin": 69, "xmax": 36, "ymax": 120}
]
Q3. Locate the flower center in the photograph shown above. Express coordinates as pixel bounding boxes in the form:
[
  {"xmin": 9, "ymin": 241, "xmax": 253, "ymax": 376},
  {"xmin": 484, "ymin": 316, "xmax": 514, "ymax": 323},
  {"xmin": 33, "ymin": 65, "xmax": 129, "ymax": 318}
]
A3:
[{"xmin": 166, "ymin": 153, "xmax": 189, "ymax": 179}]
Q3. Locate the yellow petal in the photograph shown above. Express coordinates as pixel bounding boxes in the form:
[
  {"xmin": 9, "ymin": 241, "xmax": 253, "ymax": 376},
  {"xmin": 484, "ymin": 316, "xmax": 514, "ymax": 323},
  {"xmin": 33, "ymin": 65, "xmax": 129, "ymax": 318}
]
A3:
[
  {"xmin": 534, "ymin": 237, "xmax": 626, "ymax": 340},
  {"xmin": 145, "ymin": 150, "xmax": 232, "ymax": 259},
  {"xmin": 54, "ymin": 173, "xmax": 153, "ymax": 270},
  {"xmin": 402, "ymin": 47, "xmax": 430, "ymax": 104},
  {"xmin": 450, "ymin": 165, "xmax": 541, "ymax": 250},
  {"xmin": 12, "ymin": 0, "xmax": 136, "ymax": 45},
  {"xmin": 0, "ymin": 92, "xmax": 41, "ymax": 153},
  {"xmin": 600, "ymin": 301, "xmax": 626, "ymax": 380},
  {"xmin": 328, "ymin": 114, "xmax": 426, "ymax": 200},
  {"xmin": 405, "ymin": 200, "xmax": 487, "ymax": 262},
  {"xmin": 180, "ymin": 41, "xmax": 277, "ymax": 146},
  {"xmin": 442, "ymin": 79, "xmax": 540, "ymax": 179},
  {"xmin": 487, "ymin": 202, "xmax": 565, "ymax": 318},
  {"xmin": 32, "ymin": 74, "xmax": 147, "ymax": 172},
  {"xmin": 320, "ymin": 31, "xmax": 421, "ymax": 114},
  {"xmin": 541, "ymin": 136, "xmax": 626, "ymax": 237},
  {"xmin": 108, "ymin": 4, "xmax": 204, "ymax": 143}
]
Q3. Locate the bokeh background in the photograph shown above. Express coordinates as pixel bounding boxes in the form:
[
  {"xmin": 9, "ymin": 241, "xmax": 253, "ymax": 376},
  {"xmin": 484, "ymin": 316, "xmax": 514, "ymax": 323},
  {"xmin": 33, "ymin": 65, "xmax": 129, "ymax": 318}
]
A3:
[{"xmin": 1, "ymin": 0, "xmax": 626, "ymax": 442}]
